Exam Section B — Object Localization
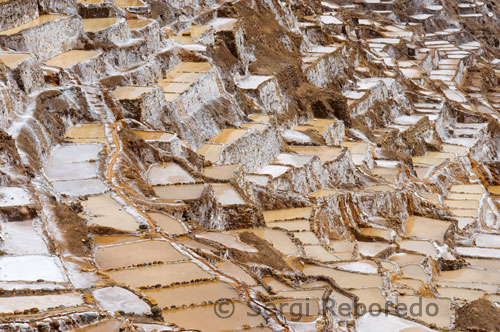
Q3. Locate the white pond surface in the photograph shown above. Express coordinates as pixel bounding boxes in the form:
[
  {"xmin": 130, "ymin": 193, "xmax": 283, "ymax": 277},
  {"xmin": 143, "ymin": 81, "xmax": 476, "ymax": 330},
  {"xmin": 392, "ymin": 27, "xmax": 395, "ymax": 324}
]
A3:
[
  {"xmin": 236, "ymin": 75, "xmax": 273, "ymax": 89},
  {"xmin": 93, "ymin": 286, "xmax": 151, "ymax": 315},
  {"xmin": 0, "ymin": 187, "xmax": 32, "ymax": 207},
  {"xmin": 357, "ymin": 313, "xmax": 436, "ymax": 332},
  {"xmin": 1, "ymin": 220, "xmax": 48, "ymax": 255},
  {"xmin": 0, "ymin": 255, "xmax": 66, "ymax": 282},
  {"xmin": 0, "ymin": 293, "xmax": 83, "ymax": 313}
]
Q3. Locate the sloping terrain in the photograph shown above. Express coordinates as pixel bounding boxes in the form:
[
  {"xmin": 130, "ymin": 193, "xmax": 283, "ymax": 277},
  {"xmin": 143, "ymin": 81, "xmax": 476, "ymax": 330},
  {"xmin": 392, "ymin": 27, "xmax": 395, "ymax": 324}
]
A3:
[{"xmin": 1, "ymin": 0, "xmax": 500, "ymax": 331}]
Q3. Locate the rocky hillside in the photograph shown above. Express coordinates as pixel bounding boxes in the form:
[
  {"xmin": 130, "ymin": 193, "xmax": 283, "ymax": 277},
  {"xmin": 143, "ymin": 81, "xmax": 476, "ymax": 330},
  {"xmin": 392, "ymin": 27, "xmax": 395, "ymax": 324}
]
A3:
[{"xmin": 1, "ymin": 0, "xmax": 500, "ymax": 331}]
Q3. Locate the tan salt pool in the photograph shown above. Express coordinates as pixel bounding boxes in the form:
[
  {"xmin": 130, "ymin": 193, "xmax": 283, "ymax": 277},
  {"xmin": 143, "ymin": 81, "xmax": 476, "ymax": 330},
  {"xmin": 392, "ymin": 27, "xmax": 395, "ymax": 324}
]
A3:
[
  {"xmin": 143, "ymin": 280, "xmax": 238, "ymax": 308},
  {"xmin": 153, "ymin": 184, "xmax": 206, "ymax": 200},
  {"xmin": 81, "ymin": 195, "xmax": 140, "ymax": 233},
  {"xmin": 65, "ymin": 123, "xmax": 106, "ymax": 144},
  {"xmin": 0, "ymin": 53, "xmax": 30, "ymax": 69},
  {"xmin": 197, "ymin": 144, "xmax": 222, "ymax": 163},
  {"xmin": 303, "ymin": 265, "xmax": 383, "ymax": 289},
  {"xmin": 112, "ymin": 86, "xmax": 153, "ymax": 100},
  {"xmin": 263, "ymin": 207, "xmax": 313, "ymax": 222},
  {"xmin": 203, "ymin": 164, "xmax": 239, "ymax": 180},
  {"xmin": 161, "ymin": 302, "xmax": 265, "ymax": 332},
  {"xmin": 237, "ymin": 228, "xmax": 299, "ymax": 256},
  {"xmin": 115, "ymin": 0, "xmax": 146, "ymax": 7},
  {"xmin": 404, "ymin": 216, "xmax": 451, "ymax": 242},
  {"xmin": 0, "ymin": 14, "xmax": 68, "ymax": 36},
  {"xmin": 288, "ymin": 146, "xmax": 342, "ymax": 164},
  {"xmin": 266, "ymin": 219, "xmax": 311, "ymax": 232},
  {"xmin": 105, "ymin": 262, "xmax": 213, "ymax": 288},
  {"xmin": 303, "ymin": 245, "xmax": 340, "ymax": 262},
  {"xmin": 82, "ymin": 17, "xmax": 121, "ymax": 33},
  {"xmin": 147, "ymin": 163, "xmax": 195, "ymax": 185},
  {"xmin": 95, "ymin": 240, "xmax": 186, "ymax": 269},
  {"xmin": 74, "ymin": 320, "xmax": 123, "ymax": 332},
  {"xmin": 208, "ymin": 128, "xmax": 248, "ymax": 145},
  {"xmin": 211, "ymin": 183, "xmax": 246, "ymax": 205},
  {"xmin": 44, "ymin": 50, "xmax": 100, "ymax": 69},
  {"xmin": 149, "ymin": 212, "xmax": 186, "ymax": 235},
  {"xmin": 127, "ymin": 19, "xmax": 152, "ymax": 30}
]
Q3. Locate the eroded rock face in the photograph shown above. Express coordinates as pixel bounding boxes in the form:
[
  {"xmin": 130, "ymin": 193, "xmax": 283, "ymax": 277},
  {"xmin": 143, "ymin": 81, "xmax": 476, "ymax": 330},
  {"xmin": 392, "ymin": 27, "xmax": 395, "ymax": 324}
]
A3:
[{"xmin": 2, "ymin": 0, "xmax": 500, "ymax": 330}]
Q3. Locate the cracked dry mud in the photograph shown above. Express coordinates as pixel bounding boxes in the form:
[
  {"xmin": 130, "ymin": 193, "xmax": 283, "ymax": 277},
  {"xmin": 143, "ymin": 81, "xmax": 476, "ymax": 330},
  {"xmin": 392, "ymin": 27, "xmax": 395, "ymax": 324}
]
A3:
[{"xmin": 1, "ymin": 0, "xmax": 500, "ymax": 331}]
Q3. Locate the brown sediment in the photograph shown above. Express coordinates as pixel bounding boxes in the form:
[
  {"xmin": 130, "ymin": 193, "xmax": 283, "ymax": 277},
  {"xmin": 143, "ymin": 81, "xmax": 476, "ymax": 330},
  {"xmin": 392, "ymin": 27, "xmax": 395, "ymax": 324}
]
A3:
[{"xmin": 454, "ymin": 298, "xmax": 500, "ymax": 332}]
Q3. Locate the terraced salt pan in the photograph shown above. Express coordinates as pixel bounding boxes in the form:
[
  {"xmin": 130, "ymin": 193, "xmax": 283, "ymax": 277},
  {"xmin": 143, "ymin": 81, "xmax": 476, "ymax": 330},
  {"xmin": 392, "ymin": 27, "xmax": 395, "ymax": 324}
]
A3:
[
  {"xmin": 473, "ymin": 233, "xmax": 500, "ymax": 248},
  {"xmin": 303, "ymin": 245, "xmax": 340, "ymax": 262},
  {"xmin": 456, "ymin": 247, "xmax": 500, "ymax": 259},
  {"xmin": 153, "ymin": 184, "xmax": 206, "ymax": 200},
  {"xmin": 257, "ymin": 165, "xmax": 290, "ymax": 178},
  {"xmin": 105, "ymin": 262, "xmax": 213, "ymax": 288},
  {"xmin": 65, "ymin": 124, "xmax": 106, "ymax": 144},
  {"xmin": 437, "ymin": 287, "xmax": 484, "ymax": 301},
  {"xmin": 44, "ymin": 50, "xmax": 100, "ymax": 69},
  {"xmin": 237, "ymin": 228, "xmax": 299, "ymax": 256},
  {"xmin": 209, "ymin": 128, "xmax": 248, "ymax": 145},
  {"xmin": 398, "ymin": 296, "xmax": 451, "ymax": 328},
  {"xmin": 197, "ymin": 144, "xmax": 222, "ymax": 163},
  {"xmin": 211, "ymin": 183, "xmax": 246, "ymax": 205},
  {"xmin": 52, "ymin": 179, "xmax": 108, "ymax": 196},
  {"xmin": 437, "ymin": 267, "xmax": 500, "ymax": 285},
  {"xmin": 267, "ymin": 219, "xmax": 311, "ymax": 232},
  {"xmin": 443, "ymin": 199, "xmax": 479, "ymax": 209},
  {"xmin": 0, "ymin": 14, "xmax": 68, "ymax": 36},
  {"xmin": 74, "ymin": 320, "xmax": 123, "ymax": 332},
  {"xmin": 358, "ymin": 242, "xmax": 393, "ymax": 257},
  {"xmin": 293, "ymin": 231, "xmax": 319, "ymax": 244},
  {"xmin": 362, "ymin": 185, "xmax": 396, "ymax": 193},
  {"xmin": 466, "ymin": 258, "xmax": 500, "ymax": 271},
  {"xmin": 0, "ymin": 53, "xmax": 30, "ymax": 69},
  {"xmin": 398, "ymin": 240, "xmax": 437, "ymax": 258},
  {"xmin": 356, "ymin": 313, "xmax": 436, "ymax": 332},
  {"xmin": 203, "ymin": 164, "xmax": 239, "ymax": 180},
  {"xmin": 288, "ymin": 146, "xmax": 342, "ymax": 164},
  {"xmin": 143, "ymin": 281, "xmax": 239, "ymax": 308},
  {"xmin": 350, "ymin": 289, "xmax": 385, "ymax": 314},
  {"xmin": 263, "ymin": 207, "xmax": 313, "ymax": 222},
  {"xmin": 162, "ymin": 302, "xmax": 265, "ymax": 332},
  {"xmin": 261, "ymin": 277, "xmax": 295, "ymax": 292},
  {"xmin": 80, "ymin": 195, "xmax": 140, "ymax": 233},
  {"xmin": 236, "ymin": 75, "xmax": 273, "ymax": 89},
  {"xmin": 303, "ymin": 265, "xmax": 383, "ymax": 289},
  {"xmin": 149, "ymin": 212, "xmax": 186, "ymax": 235},
  {"xmin": 333, "ymin": 261, "xmax": 378, "ymax": 274},
  {"xmin": 208, "ymin": 18, "xmax": 238, "ymax": 31},
  {"xmin": 401, "ymin": 264, "xmax": 427, "ymax": 282},
  {"xmin": 360, "ymin": 227, "xmax": 393, "ymax": 241},
  {"xmin": 46, "ymin": 162, "xmax": 99, "ymax": 181},
  {"xmin": 196, "ymin": 232, "xmax": 257, "ymax": 252},
  {"xmin": 274, "ymin": 153, "xmax": 314, "ymax": 167},
  {"xmin": 82, "ymin": 17, "xmax": 121, "ymax": 33},
  {"xmin": 215, "ymin": 261, "xmax": 256, "ymax": 286},
  {"xmin": 93, "ymin": 286, "xmax": 150, "ymax": 314},
  {"xmin": 127, "ymin": 19, "xmax": 152, "ymax": 30},
  {"xmin": 1, "ymin": 220, "xmax": 48, "ymax": 255},
  {"xmin": 95, "ymin": 240, "xmax": 186, "ymax": 269},
  {"xmin": 115, "ymin": 0, "xmax": 146, "ymax": 7},
  {"xmin": 0, "ymin": 293, "xmax": 83, "ymax": 313},
  {"xmin": 404, "ymin": 216, "xmax": 451, "ymax": 242},
  {"xmin": 0, "ymin": 255, "xmax": 66, "ymax": 282},
  {"xmin": 112, "ymin": 86, "xmax": 154, "ymax": 100},
  {"xmin": 450, "ymin": 184, "xmax": 485, "ymax": 194},
  {"xmin": 147, "ymin": 163, "xmax": 195, "ymax": 185},
  {"xmin": 0, "ymin": 187, "xmax": 31, "ymax": 206}
]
